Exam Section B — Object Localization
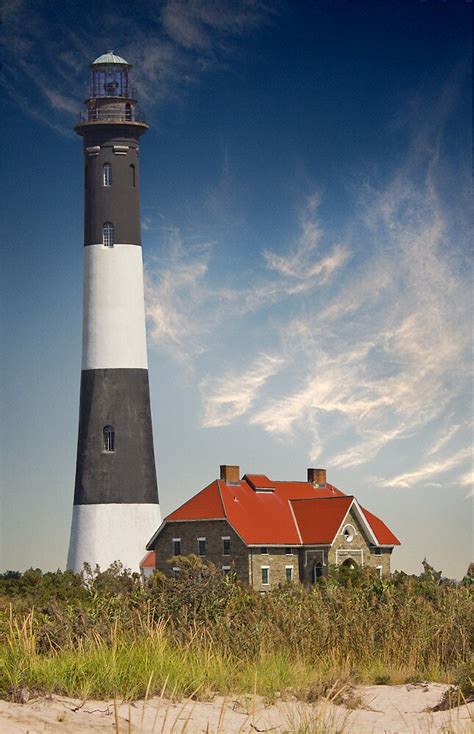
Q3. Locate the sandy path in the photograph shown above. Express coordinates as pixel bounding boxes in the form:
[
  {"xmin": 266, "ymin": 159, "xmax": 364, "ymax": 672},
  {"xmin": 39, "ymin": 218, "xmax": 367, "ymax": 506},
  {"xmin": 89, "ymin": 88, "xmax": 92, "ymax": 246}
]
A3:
[{"xmin": 0, "ymin": 684, "xmax": 471, "ymax": 733}]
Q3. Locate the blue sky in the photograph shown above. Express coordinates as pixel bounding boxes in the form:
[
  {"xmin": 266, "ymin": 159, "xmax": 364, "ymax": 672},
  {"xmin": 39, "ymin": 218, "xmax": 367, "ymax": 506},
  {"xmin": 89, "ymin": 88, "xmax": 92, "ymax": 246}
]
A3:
[{"xmin": 1, "ymin": 0, "xmax": 472, "ymax": 578}]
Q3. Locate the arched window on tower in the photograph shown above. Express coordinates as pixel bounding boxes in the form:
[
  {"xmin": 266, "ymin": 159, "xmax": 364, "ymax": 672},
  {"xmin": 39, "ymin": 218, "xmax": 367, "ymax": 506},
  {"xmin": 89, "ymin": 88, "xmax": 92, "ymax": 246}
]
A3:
[
  {"xmin": 103, "ymin": 425, "xmax": 115, "ymax": 452},
  {"xmin": 130, "ymin": 164, "xmax": 136, "ymax": 187},
  {"xmin": 103, "ymin": 162, "xmax": 112, "ymax": 186},
  {"xmin": 103, "ymin": 222, "xmax": 114, "ymax": 247}
]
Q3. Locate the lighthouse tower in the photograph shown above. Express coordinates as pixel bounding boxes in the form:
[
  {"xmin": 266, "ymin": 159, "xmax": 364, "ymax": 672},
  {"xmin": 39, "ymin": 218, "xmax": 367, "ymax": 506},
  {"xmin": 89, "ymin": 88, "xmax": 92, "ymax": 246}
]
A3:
[{"xmin": 67, "ymin": 52, "xmax": 161, "ymax": 573}]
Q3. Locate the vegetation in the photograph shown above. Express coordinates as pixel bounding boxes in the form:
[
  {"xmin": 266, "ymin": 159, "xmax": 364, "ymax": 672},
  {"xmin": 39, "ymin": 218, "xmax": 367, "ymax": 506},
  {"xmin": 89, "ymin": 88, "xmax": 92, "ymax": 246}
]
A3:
[{"xmin": 0, "ymin": 558, "xmax": 472, "ymax": 703}]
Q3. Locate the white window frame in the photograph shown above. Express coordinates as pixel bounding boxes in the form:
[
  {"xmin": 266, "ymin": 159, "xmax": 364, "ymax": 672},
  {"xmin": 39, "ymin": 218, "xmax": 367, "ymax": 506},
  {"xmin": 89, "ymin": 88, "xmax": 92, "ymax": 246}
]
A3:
[
  {"xmin": 103, "ymin": 425, "xmax": 115, "ymax": 452},
  {"xmin": 172, "ymin": 567, "xmax": 180, "ymax": 578},
  {"xmin": 285, "ymin": 565, "xmax": 294, "ymax": 581},
  {"xmin": 260, "ymin": 547, "xmax": 269, "ymax": 555},
  {"xmin": 222, "ymin": 565, "xmax": 231, "ymax": 576},
  {"xmin": 376, "ymin": 565, "xmax": 383, "ymax": 578},
  {"xmin": 261, "ymin": 566, "xmax": 270, "ymax": 585},
  {"xmin": 103, "ymin": 222, "xmax": 114, "ymax": 247},
  {"xmin": 103, "ymin": 162, "xmax": 112, "ymax": 186},
  {"xmin": 222, "ymin": 536, "xmax": 231, "ymax": 556},
  {"xmin": 197, "ymin": 537, "xmax": 206, "ymax": 556},
  {"xmin": 342, "ymin": 524, "xmax": 356, "ymax": 543},
  {"xmin": 285, "ymin": 547, "xmax": 293, "ymax": 555},
  {"xmin": 172, "ymin": 538, "xmax": 181, "ymax": 556}
]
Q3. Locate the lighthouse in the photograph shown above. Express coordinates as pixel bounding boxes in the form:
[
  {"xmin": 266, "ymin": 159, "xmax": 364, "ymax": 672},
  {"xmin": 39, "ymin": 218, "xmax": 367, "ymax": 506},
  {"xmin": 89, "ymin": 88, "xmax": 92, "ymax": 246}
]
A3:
[{"xmin": 67, "ymin": 52, "xmax": 161, "ymax": 573}]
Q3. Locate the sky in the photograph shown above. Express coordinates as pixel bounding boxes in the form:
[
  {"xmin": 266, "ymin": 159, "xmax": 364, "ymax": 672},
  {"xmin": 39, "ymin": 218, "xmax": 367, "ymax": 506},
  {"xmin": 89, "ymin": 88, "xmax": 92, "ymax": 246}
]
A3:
[{"xmin": 0, "ymin": 0, "xmax": 472, "ymax": 579}]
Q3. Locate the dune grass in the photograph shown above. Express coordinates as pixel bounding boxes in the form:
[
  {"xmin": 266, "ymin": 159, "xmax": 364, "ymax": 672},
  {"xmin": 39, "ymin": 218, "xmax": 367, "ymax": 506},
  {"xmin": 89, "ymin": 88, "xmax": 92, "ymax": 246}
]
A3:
[{"xmin": 0, "ymin": 559, "xmax": 472, "ymax": 703}]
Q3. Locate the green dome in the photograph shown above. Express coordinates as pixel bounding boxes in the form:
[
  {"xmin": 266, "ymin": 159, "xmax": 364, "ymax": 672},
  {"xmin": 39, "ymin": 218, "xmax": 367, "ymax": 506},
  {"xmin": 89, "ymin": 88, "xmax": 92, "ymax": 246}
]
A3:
[{"xmin": 91, "ymin": 51, "xmax": 130, "ymax": 66}]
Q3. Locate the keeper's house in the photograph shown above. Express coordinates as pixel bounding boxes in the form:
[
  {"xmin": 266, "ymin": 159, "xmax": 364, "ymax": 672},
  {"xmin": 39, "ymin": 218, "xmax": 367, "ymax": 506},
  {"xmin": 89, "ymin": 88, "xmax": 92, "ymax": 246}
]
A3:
[{"xmin": 146, "ymin": 466, "xmax": 400, "ymax": 590}]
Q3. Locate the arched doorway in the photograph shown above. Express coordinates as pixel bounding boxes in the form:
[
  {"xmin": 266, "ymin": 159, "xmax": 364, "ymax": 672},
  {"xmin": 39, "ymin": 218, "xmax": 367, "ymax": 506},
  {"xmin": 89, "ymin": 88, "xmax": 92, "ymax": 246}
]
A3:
[{"xmin": 341, "ymin": 558, "xmax": 358, "ymax": 570}]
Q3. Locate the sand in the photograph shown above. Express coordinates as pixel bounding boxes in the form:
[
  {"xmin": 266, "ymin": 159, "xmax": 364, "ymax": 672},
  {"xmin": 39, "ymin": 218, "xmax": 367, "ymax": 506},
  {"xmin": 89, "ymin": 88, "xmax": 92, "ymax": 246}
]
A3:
[{"xmin": 0, "ymin": 683, "xmax": 471, "ymax": 733}]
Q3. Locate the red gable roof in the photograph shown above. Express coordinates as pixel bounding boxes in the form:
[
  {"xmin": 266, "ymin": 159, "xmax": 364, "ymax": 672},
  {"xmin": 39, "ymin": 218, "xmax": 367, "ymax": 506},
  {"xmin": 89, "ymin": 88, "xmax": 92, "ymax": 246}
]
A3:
[
  {"xmin": 291, "ymin": 496, "xmax": 354, "ymax": 544},
  {"xmin": 361, "ymin": 507, "xmax": 401, "ymax": 546},
  {"xmin": 150, "ymin": 474, "xmax": 400, "ymax": 548},
  {"xmin": 167, "ymin": 480, "xmax": 225, "ymax": 521},
  {"xmin": 140, "ymin": 551, "xmax": 155, "ymax": 568}
]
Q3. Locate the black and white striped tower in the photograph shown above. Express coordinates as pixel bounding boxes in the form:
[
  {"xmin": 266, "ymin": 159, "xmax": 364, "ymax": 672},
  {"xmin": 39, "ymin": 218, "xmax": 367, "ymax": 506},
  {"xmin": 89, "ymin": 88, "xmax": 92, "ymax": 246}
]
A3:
[{"xmin": 67, "ymin": 52, "xmax": 161, "ymax": 573}]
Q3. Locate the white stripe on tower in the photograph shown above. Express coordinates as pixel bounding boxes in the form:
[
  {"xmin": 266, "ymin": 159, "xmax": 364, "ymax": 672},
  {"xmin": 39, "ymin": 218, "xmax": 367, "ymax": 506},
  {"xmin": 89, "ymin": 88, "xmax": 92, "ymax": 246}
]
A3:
[
  {"xmin": 82, "ymin": 244, "xmax": 148, "ymax": 370},
  {"xmin": 67, "ymin": 504, "xmax": 161, "ymax": 573}
]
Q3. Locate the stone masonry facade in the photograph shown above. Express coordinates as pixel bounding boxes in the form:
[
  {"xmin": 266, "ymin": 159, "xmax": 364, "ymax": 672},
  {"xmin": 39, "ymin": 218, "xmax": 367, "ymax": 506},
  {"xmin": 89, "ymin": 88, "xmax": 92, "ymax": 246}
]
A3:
[
  {"xmin": 154, "ymin": 519, "xmax": 250, "ymax": 582},
  {"xmin": 153, "ymin": 507, "xmax": 392, "ymax": 589}
]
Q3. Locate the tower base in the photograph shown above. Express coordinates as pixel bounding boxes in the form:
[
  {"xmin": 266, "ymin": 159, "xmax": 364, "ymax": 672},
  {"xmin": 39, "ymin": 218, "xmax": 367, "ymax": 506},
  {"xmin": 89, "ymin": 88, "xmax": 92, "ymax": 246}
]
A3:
[{"xmin": 67, "ymin": 503, "xmax": 161, "ymax": 573}]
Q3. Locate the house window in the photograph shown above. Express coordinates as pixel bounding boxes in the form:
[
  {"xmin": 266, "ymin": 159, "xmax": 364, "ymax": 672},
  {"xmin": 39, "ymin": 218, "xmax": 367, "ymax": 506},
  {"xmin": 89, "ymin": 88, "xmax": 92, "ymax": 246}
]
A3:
[
  {"xmin": 103, "ymin": 425, "xmax": 114, "ymax": 452},
  {"xmin": 261, "ymin": 566, "xmax": 270, "ymax": 585},
  {"xmin": 172, "ymin": 567, "xmax": 180, "ymax": 579},
  {"xmin": 222, "ymin": 566, "xmax": 231, "ymax": 576},
  {"xmin": 285, "ymin": 566, "xmax": 294, "ymax": 581},
  {"xmin": 342, "ymin": 524, "xmax": 355, "ymax": 542},
  {"xmin": 285, "ymin": 547, "xmax": 293, "ymax": 555},
  {"xmin": 198, "ymin": 538, "xmax": 206, "ymax": 556},
  {"xmin": 374, "ymin": 547, "xmax": 382, "ymax": 555},
  {"xmin": 130, "ymin": 164, "xmax": 136, "ymax": 187},
  {"xmin": 313, "ymin": 562, "xmax": 323, "ymax": 581},
  {"xmin": 103, "ymin": 162, "xmax": 112, "ymax": 186},
  {"xmin": 222, "ymin": 537, "xmax": 230, "ymax": 555},
  {"xmin": 103, "ymin": 222, "xmax": 114, "ymax": 247},
  {"xmin": 376, "ymin": 565, "xmax": 383, "ymax": 578},
  {"xmin": 260, "ymin": 547, "xmax": 268, "ymax": 555},
  {"xmin": 173, "ymin": 538, "xmax": 181, "ymax": 556}
]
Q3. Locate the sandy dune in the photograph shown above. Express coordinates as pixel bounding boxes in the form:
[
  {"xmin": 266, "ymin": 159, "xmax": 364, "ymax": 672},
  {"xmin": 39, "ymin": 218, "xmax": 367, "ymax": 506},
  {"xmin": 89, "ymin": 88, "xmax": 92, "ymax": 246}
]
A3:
[{"xmin": 0, "ymin": 683, "xmax": 471, "ymax": 733}]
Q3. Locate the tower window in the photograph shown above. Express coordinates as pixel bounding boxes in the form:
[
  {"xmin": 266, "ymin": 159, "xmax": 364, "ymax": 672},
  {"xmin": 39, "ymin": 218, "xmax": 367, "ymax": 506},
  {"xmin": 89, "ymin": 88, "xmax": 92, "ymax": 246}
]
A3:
[
  {"xmin": 130, "ymin": 164, "xmax": 136, "ymax": 187},
  {"xmin": 103, "ymin": 163, "xmax": 112, "ymax": 186},
  {"xmin": 125, "ymin": 103, "xmax": 132, "ymax": 121},
  {"xmin": 103, "ymin": 425, "xmax": 115, "ymax": 452},
  {"xmin": 103, "ymin": 222, "xmax": 114, "ymax": 247}
]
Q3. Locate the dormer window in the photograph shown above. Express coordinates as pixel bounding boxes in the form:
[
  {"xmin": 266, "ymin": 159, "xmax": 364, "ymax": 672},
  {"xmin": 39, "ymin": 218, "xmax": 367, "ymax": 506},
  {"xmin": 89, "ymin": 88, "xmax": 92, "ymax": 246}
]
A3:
[{"xmin": 103, "ymin": 163, "xmax": 112, "ymax": 186}]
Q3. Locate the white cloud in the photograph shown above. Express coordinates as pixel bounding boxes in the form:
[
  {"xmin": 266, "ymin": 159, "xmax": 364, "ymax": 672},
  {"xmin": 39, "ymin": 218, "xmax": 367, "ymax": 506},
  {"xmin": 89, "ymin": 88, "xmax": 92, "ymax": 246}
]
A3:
[
  {"xmin": 1, "ymin": 0, "xmax": 275, "ymax": 131},
  {"xmin": 201, "ymin": 354, "xmax": 285, "ymax": 427},
  {"xmin": 380, "ymin": 447, "xmax": 472, "ymax": 488}
]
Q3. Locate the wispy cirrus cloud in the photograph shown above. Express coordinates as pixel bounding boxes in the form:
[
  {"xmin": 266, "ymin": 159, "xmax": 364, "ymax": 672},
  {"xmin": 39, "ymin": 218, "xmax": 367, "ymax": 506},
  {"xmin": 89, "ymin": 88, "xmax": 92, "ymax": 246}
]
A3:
[
  {"xmin": 145, "ymin": 192, "xmax": 350, "ymax": 359},
  {"xmin": 201, "ymin": 354, "xmax": 285, "ymax": 427},
  {"xmin": 0, "ymin": 0, "xmax": 274, "ymax": 132},
  {"xmin": 380, "ymin": 447, "xmax": 472, "ymax": 489}
]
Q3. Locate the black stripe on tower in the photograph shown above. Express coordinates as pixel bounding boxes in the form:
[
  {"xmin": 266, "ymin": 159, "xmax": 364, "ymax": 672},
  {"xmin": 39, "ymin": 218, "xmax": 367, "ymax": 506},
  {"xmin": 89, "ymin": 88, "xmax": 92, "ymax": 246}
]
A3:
[
  {"xmin": 82, "ymin": 126, "xmax": 145, "ymax": 247},
  {"xmin": 74, "ymin": 369, "xmax": 159, "ymax": 505}
]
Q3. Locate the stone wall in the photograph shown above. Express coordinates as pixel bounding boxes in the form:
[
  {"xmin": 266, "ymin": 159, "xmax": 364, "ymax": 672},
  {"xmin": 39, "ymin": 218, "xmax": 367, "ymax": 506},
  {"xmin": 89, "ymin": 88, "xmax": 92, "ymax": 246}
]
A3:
[
  {"xmin": 327, "ymin": 508, "xmax": 392, "ymax": 576},
  {"xmin": 248, "ymin": 547, "xmax": 299, "ymax": 591},
  {"xmin": 152, "ymin": 520, "xmax": 250, "ymax": 582}
]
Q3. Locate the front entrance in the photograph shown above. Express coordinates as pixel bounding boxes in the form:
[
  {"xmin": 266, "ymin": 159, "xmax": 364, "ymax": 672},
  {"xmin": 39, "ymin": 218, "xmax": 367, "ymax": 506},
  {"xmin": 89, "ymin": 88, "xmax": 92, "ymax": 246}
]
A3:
[{"xmin": 341, "ymin": 558, "xmax": 358, "ymax": 570}]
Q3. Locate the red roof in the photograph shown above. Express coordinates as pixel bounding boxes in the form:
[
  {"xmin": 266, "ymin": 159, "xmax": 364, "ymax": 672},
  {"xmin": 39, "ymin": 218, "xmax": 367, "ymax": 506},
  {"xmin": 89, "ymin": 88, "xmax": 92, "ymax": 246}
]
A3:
[
  {"xmin": 140, "ymin": 551, "xmax": 155, "ymax": 568},
  {"xmin": 361, "ymin": 507, "xmax": 401, "ymax": 546},
  {"xmin": 167, "ymin": 481, "xmax": 225, "ymax": 521},
  {"xmin": 291, "ymin": 496, "xmax": 354, "ymax": 544},
  {"xmin": 151, "ymin": 474, "xmax": 400, "ymax": 548}
]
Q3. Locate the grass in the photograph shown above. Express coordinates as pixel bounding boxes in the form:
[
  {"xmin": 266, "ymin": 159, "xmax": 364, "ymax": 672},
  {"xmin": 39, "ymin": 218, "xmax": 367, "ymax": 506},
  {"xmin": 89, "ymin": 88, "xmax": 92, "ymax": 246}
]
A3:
[{"xmin": 0, "ymin": 560, "xmax": 472, "ymax": 705}]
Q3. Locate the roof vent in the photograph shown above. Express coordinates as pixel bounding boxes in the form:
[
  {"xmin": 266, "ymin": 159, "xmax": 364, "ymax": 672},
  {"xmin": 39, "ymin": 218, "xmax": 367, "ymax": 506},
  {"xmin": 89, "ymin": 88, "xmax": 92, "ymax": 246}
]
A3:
[
  {"xmin": 307, "ymin": 467, "xmax": 326, "ymax": 487},
  {"xmin": 220, "ymin": 465, "xmax": 240, "ymax": 484}
]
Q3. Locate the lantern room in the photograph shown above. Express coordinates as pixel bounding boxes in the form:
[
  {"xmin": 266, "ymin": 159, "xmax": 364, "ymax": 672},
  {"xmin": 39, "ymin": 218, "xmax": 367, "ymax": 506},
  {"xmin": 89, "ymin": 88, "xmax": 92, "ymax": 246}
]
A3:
[
  {"xmin": 76, "ymin": 51, "xmax": 147, "ymax": 128},
  {"xmin": 89, "ymin": 51, "xmax": 132, "ymax": 99}
]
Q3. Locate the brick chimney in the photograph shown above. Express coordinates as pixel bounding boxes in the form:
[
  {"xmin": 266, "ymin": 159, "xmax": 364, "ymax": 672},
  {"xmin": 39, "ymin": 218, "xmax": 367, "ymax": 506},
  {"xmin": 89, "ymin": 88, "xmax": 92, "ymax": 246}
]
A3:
[
  {"xmin": 307, "ymin": 467, "xmax": 326, "ymax": 487},
  {"xmin": 220, "ymin": 465, "xmax": 240, "ymax": 484}
]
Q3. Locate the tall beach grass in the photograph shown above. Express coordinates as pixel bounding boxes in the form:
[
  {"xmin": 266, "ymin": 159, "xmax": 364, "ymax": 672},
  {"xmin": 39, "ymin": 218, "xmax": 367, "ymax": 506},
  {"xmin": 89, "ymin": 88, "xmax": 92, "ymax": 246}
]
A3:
[{"xmin": 0, "ymin": 559, "xmax": 472, "ymax": 702}]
